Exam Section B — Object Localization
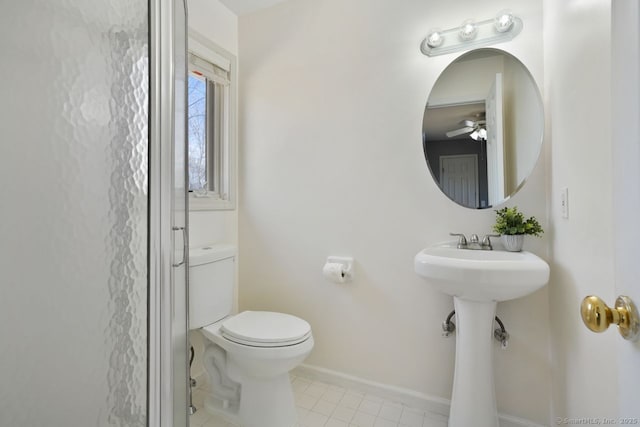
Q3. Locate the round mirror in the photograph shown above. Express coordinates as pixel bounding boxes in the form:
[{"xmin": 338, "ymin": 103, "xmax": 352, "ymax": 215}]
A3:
[{"xmin": 422, "ymin": 48, "xmax": 543, "ymax": 209}]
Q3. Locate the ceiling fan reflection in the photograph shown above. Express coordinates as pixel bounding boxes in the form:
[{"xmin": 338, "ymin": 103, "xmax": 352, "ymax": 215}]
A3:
[{"xmin": 445, "ymin": 119, "xmax": 487, "ymax": 141}]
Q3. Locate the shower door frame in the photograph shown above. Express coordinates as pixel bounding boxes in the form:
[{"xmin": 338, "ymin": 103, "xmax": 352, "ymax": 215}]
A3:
[{"xmin": 149, "ymin": 0, "xmax": 190, "ymax": 425}]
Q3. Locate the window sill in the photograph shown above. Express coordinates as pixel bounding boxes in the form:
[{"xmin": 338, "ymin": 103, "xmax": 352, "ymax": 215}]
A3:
[{"xmin": 189, "ymin": 193, "xmax": 235, "ymax": 211}]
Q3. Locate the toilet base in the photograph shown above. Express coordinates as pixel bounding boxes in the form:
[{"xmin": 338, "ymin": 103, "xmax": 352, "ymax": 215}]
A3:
[
  {"xmin": 203, "ymin": 373, "xmax": 297, "ymax": 427},
  {"xmin": 204, "ymin": 395, "xmax": 240, "ymax": 425},
  {"xmin": 238, "ymin": 373, "xmax": 297, "ymax": 427}
]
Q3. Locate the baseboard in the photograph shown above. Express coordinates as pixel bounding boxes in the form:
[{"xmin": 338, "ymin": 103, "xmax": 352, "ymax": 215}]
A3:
[{"xmin": 292, "ymin": 364, "xmax": 546, "ymax": 427}]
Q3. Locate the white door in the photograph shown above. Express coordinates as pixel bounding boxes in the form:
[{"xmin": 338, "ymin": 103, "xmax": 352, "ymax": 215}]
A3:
[
  {"xmin": 440, "ymin": 154, "xmax": 479, "ymax": 208},
  {"xmin": 485, "ymin": 73, "xmax": 505, "ymax": 206},
  {"xmin": 612, "ymin": 0, "xmax": 640, "ymax": 416}
]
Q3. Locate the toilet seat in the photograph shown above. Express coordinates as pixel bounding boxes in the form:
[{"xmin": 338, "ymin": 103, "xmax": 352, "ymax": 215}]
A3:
[{"xmin": 220, "ymin": 311, "xmax": 312, "ymax": 348}]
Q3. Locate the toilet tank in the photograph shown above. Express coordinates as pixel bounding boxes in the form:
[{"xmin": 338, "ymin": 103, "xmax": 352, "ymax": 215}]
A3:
[{"xmin": 188, "ymin": 244, "xmax": 236, "ymax": 330}]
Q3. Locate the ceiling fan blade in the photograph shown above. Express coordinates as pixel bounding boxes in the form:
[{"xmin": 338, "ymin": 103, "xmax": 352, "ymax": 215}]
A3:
[{"xmin": 446, "ymin": 126, "xmax": 474, "ymax": 137}]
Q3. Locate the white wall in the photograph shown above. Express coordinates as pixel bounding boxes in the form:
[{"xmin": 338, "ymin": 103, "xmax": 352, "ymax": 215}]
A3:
[
  {"xmin": 188, "ymin": 0, "xmax": 238, "ymax": 55},
  {"xmin": 238, "ymin": 0, "xmax": 550, "ymax": 422},
  {"xmin": 544, "ymin": 0, "xmax": 619, "ymax": 421}
]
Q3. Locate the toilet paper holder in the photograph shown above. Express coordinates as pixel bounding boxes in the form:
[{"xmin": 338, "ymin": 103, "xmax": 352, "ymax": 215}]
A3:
[{"xmin": 323, "ymin": 256, "xmax": 354, "ymax": 282}]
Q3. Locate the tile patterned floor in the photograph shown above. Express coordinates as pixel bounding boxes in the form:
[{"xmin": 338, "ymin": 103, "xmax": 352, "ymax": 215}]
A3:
[{"xmin": 189, "ymin": 373, "xmax": 448, "ymax": 427}]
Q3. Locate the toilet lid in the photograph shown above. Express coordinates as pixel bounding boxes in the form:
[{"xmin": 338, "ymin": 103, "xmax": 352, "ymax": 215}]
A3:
[{"xmin": 220, "ymin": 311, "xmax": 312, "ymax": 347}]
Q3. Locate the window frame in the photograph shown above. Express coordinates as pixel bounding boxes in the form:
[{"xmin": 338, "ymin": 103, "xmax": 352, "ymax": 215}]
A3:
[{"xmin": 187, "ymin": 30, "xmax": 236, "ymax": 211}]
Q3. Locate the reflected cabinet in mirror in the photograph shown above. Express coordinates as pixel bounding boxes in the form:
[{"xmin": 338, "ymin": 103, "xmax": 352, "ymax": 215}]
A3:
[{"xmin": 423, "ymin": 48, "xmax": 543, "ymax": 209}]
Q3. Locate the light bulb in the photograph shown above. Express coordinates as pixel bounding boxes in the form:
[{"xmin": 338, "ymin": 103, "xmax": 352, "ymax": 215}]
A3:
[
  {"xmin": 470, "ymin": 130, "xmax": 480, "ymax": 141},
  {"xmin": 494, "ymin": 10, "xmax": 514, "ymax": 33},
  {"xmin": 426, "ymin": 30, "xmax": 444, "ymax": 48},
  {"xmin": 459, "ymin": 19, "xmax": 478, "ymax": 41}
]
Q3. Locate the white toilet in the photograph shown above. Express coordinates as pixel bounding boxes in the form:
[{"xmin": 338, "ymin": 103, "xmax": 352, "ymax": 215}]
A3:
[{"xmin": 189, "ymin": 244, "xmax": 314, "ymax": 427}]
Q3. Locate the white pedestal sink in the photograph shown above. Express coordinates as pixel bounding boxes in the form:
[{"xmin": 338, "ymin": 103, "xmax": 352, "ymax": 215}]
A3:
[{"xmin": 414, "ymin": 243, "xmax": 549, "ymax": 427}]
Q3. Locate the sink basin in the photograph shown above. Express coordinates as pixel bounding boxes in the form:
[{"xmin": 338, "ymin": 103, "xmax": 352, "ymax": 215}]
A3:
[{"xmin": 414, "ymin": 243, "xmax": 550, "ymax": 301}]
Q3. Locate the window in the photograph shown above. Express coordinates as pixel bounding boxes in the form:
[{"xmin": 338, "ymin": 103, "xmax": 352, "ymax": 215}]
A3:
[
  {"xmin": 187, "ymin": 72, "xmax": 208, "ymax": 191},
  {"xmin": 187, "ymin": 37, "xmax": 235, "ymax": 210}
]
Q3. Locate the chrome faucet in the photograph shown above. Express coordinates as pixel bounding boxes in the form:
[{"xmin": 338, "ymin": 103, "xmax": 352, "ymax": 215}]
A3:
[
  {"xmin": 449, "ymin": 233, "xmax": 500, "ymax": 250},
  {"xmin": 481, "ymin": 234, "xmax": 500, "ymax": 250},
  {"xmin": 449, "ymin": 233, "xmax": 468, "ymax": 249}
]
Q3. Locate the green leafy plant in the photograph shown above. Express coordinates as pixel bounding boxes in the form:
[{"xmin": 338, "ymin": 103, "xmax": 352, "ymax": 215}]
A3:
[{"xmin": 493, "ymin": 206, "xmax": 544, "ymax": 237}]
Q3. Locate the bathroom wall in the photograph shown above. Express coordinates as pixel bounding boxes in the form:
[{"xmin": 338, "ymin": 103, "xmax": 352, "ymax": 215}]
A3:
[
  {"xmin": 238, "ymin": 0, "xmax": 550, "ymax": 423},
  {"xmin": 544, "ymin": 0, "xmax": 620, "ymax": 420},
  {"xmin": 188, "ymin": 0, "xmax": 238, "ymax": 57},
  {"xmin": 187, "ymin": 0, "xmax": 239, "ymax": 380}
]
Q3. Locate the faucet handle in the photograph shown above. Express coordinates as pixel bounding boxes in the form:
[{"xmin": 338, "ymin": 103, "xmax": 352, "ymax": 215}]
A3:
[
  {"xmin": 449, "ymin": 233, "xmax": 468, "ymax": 248},
  {"xmin": 481, "ymin": 234, "xmax": 501, "ymax": 250}
]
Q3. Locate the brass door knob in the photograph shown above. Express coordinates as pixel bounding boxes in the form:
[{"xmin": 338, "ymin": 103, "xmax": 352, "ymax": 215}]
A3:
[{"xmin": 580, "ymin": 295, "xmax": 639, "ymax": 341}]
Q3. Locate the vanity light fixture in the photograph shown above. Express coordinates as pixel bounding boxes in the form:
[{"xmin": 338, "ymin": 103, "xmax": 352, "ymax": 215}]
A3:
[{"xmin": 420, "ymin": 10, "xmax": 522, "ymax": 57}]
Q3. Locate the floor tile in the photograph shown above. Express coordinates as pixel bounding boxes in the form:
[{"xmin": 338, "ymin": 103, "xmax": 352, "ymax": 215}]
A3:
[
  {"xmin": 292, "ymin": 377, "xmax": 312, "ymax": 393},
  {"xmin": 359, "ymin": 399, "xmax": 382, "ymax": 416},
  {"xmin": 364, "ymin": 393, "xmax": 385, "ymax": 403},
  {"xmin": 340, "ymin": 392, "xmax": 364, "ymax": 409},
  {"xmin": 301, "ymin": 410, "xmax": 329, "ymax": 427},
  {"xmin": 201, "ymin": 414, "xmax": 230, "ymax": 427},
  {"xmin": 351, "ymin": 411, "xmax": 376, "ymax": 427},
  {"xmin": 297, "ymin": 406, "xmax": 310, "ymax": 419},
  {"xmin": 325, "ymin": 419, "xmax": 349, "ymax": 427},
  {"xmin": 421, "ymin": 417, "xmax": 447, "ymax": 427},
  {"xmin": 323, "ymin": 387, "xmax": 346, "ymax": 403},
  {"xmin": 374, "ymin": 417, "xmax": 399, "ymax": 427},
  {"xmin": 378, "ymin": 402, "xmax": 403, "ymax": 422},
  {"xmin": 190, "ymin": 375, "xmax": 449, "ymax": 427},
  {"xmin": 399, "ymin": 407, "xmax": 424, "ymax": 427},
  {"xmin": 313, "ymin": 399, "xmax": 337, "ymax": 416},
  {"xmin": 189, "ymin": 409, "xmax": 211, "ymax": 427},
  {"xmin": 332, "ymin": 405, "xmax": 356, "ymax": 422},
  {"xmin": 306, "ymin": 382, "xmax": 329, "ymax": 398},
  {"xmin": 296, "ymin": 392, "xmax": 320, "ymax": 410}
]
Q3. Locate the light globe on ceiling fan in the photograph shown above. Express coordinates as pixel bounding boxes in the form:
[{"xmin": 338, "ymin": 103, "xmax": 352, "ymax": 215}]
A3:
[
  {"xmin": 445, "ymin": 114, "xmax": 487, "ymax": 141},
  {"xmin": 469, "ymin": 127, "xmax": 487, "ymax": 141}
]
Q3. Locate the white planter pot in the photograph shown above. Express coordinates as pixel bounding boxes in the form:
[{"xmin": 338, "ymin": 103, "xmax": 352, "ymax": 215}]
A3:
[{"xmin": 502, "ymin": 234, "xmax": 524, "ymax": 252}]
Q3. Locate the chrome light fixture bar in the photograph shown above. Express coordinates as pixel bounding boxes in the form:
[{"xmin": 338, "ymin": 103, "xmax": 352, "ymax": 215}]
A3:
[{"xmin": 420, "ymin": 11, "xmax": 522, "ymax": 57}]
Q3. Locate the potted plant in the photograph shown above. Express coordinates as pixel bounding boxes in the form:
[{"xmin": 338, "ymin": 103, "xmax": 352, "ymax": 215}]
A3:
[{"xmin": 492, "ymin": 206, "xmax": 543, "ymax": 251}]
